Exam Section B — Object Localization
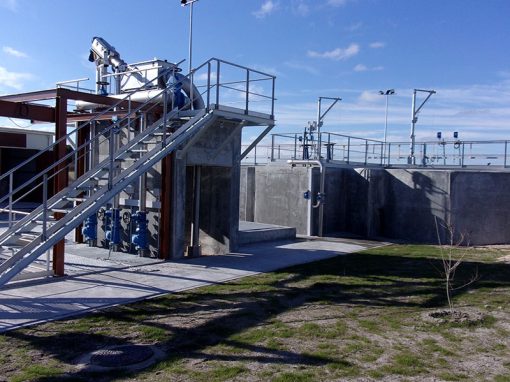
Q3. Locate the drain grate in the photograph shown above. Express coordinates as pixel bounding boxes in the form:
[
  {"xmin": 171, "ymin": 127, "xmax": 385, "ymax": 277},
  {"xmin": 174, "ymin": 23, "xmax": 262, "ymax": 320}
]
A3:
[{"xmin": 90, "ymin": 345, "xmax": 154, "ymax": 368}]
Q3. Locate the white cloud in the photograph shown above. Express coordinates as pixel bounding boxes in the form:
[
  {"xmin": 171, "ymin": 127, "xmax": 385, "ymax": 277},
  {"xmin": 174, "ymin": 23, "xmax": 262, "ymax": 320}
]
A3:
[
  {"xmin": 0, "ymin": 66, "xmax": 32, "ymax": 90},
  {"xmin": 354, "ymin": 64, "xmax": 367, "ymax": 72},
  {"xmin": 327, "ymin": 0, "xmax": 348, "ymax": 7},
  {"xmin": 3, "ymin": 46, "xmax": 28, "ymax": 58},
  {"xmin": 345, "ymin": 22, "xmax": 363, "ymax": 32},
  {"xmin": 308, "ymin": 44, "xmax": 360, "ymax": 61},
  {"xmin": 253, "ymin": 0, "xmax": 278, "ymax": 19},
  {"xmin": 354, "ymin": 64, "xmax": 384, "ymax": 72},
  {"xmin": 370, "ymin": 42, "xmax": 386, "ymax": 49},
  {"xmin": 294, "ymin": 1, "xmax": 309, "ymax": 16},
  {"xmin": 0, "ymin": 0, "xmax": 18, "ymax": 11},
  {"xmin": 284, "ymin": 61, "xmax": 320, "ymax": 76}
]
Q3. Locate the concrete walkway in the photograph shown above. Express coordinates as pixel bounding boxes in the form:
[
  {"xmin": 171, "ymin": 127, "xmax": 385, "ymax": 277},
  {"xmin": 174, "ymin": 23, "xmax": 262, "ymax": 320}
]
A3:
[{"xmin": 0, "ymin": 237, "xmax": 382, "ymax": 333}]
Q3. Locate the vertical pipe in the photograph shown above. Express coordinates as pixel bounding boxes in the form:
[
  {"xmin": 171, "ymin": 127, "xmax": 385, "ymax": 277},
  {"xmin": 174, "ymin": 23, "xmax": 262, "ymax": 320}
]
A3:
[
  {"xmin": 461, "ymin": 142, "xmax": 465, "ymax": 167},
  {"xmin": 306, "ymin": 166, "xmax": 313, "ymax": 236},
  {"xmin": 108, "ymin": 126, "xmax": 115, "ymax": 190},
  {"xmin": 254, "ymin": 145, "xmax": 257, "ymax": 165},
  {"xmin": 364, "ymin": 140, "xmax": 368, "ymax": 165},
  {"xmin": 189, "ymin": 166, "xmax": 201, "ymax": 256},
  {"xmin": 294, "ymin": 134, "xmax": 297, "ymax": 160},
  {"xmin": 388, "ymin": 143, "xmax": 392, "ymax": 166},
  {"xmin": 318, "ymin": 166, "xmax": 325, "ymax": 237}
]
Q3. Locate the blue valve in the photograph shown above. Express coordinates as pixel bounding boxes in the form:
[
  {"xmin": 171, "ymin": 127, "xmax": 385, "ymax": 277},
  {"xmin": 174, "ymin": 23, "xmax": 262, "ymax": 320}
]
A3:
[
  {"xmin": 82, "ymin": 213, "xmax": 97, "ymax": 242},
  {"xmin": 105, "ymin": 208, "xmax": 121, "ymax": 245},
  {"xmin": 131, "ymin": 211, "xmax": 149, "ymax": 251}
]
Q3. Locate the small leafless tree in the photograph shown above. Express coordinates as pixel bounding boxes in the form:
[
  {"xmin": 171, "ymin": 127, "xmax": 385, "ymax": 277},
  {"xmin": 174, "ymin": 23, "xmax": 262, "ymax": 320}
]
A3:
[{"xmin": 434, "ymin": 217, "xmax": 478, "ymax": 313}]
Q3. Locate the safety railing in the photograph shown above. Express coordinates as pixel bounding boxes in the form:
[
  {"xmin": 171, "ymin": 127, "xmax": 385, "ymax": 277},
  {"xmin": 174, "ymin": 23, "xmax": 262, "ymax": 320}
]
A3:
[
  {"xmin": 255, "ymin": 132, "xmax": 510, "ymax": 169},
  {"xmin": 0, "ymin": 57, "xmax": 276, "ymax": 228},
  {"xmin": 192, "ymin": 58, "xmax": 276, "ymax": 118}
]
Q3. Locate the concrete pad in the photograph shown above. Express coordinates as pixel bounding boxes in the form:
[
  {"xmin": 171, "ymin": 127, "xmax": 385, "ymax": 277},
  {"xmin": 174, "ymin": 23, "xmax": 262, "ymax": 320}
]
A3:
[
  {"xmin": 0, "ymin": 237, "xmax": 383, "ymax": 332},
  {"xmin": 238, "ymin": 221, "xmax": 296, "ymax": 244}
]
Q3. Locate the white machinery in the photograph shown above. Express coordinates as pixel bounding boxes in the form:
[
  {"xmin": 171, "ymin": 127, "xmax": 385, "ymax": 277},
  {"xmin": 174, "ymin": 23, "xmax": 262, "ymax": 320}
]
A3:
[{"xmin": 78, "ymin": 36, "xmax": 204, "ymax": 110}]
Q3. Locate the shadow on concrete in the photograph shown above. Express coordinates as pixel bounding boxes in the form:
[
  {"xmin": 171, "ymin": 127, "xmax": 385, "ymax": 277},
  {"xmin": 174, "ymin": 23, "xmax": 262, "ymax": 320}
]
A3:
[{"xmin": 4, "ymin": 248, "xmax": 510, "ymax": 381}]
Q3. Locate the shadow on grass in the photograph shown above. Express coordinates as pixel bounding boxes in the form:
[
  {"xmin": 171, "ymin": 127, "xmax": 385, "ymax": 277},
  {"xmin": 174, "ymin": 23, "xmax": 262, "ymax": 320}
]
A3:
[{"xmin": 5, "ymin": 249, "xmax": 510, "ymax": 381}]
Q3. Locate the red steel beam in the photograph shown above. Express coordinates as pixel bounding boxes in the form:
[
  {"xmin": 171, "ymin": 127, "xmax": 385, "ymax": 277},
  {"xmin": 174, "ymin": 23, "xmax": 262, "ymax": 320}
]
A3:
[{"xmin": 0, "ymin": 99, "xmax": 55, "ymax": 122}]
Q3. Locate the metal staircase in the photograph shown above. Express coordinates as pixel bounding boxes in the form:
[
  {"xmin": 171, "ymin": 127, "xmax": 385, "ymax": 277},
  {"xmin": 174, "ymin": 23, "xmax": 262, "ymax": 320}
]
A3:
[{"xmin": 0, "ymin": 57, "xmax": 276, "ymax": 288}]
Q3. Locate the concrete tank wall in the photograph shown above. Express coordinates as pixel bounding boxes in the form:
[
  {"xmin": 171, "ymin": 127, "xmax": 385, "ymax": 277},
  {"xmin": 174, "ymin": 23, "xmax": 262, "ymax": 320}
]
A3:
[{"xmin": 240, "ymin": 164, "xmax": 510, "ymax": 245}]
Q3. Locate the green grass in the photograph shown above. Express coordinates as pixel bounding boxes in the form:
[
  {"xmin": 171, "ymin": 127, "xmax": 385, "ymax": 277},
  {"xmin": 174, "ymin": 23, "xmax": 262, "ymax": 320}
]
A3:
[
  {"xmin": 1, "ymin": 244, "xmax": 510, "ymax": 381},
  {"xmin": 11, "ymin": 363, "xmax": 61, "ymax": 382}
]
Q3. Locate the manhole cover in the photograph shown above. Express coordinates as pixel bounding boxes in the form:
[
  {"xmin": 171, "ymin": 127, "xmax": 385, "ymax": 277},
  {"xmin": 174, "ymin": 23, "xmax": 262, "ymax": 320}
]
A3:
[{"xmin": 90, "ymin": 345, "xmax": 154, "ymax": 368}]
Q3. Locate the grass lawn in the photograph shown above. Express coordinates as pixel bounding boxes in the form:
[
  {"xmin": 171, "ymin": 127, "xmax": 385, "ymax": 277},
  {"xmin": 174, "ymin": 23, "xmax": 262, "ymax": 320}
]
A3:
[{"xmin": 1, "ymin": 244, "xmax": 510, "ymax": 381}]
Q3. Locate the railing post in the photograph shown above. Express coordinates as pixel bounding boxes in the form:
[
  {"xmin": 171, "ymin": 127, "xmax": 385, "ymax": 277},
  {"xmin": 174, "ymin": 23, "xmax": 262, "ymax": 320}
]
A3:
[
  {"xmin": 108, "ymin": 124, "xmax": 115, "ymax": 190},
  {"xmin": 8, "ymin": 172, "xmax": 13, "ymax": 228},
  {"xmin": 42, "ymin": 174, "xmax": 48, "ymax": 242},
  {"xmin": 505, "ymin": 141, "xmax": 508, "ymax": 168},
  {"xmin": 254, "ymin": 144, "xmax": 257, "ymax": 165},
  {"xmin": 271, "ymin": 77, "xmax": 275, "ymax": 119},
  {"xmin": 278, "ymin": 145, "xmax": 281, "ymax": 160},
  {"xmin": 245, "ymin": 69, "xmax": 250, "ymax": 114},
  {"xmin": 364, "ymin": 140, "xmax": 368, "ymax": 165},
  {"xmin": 271, "ymin": 135, "xmax": 275, "ymax": 162},
  {"xmin": 461, "ymin": 143, "xmax": 465, "ymax": 167},
  {"xmin": 380, "ymin": 142, "xmax": 384, "ymax": 166},
  {"xmin": 206, "ymin": 61, "xmax": 211, "ymax": 110},
  {"xmin": 294, "ymin": 134, "xmax": 297, "ymax": 160},
  {"xmin": 162, "ymin": 88, "xmax": 168, "ymax": 148},
  {"xmin": 387, "ymin": 143, "xmax": 391, "ymax": 166},
  {"xmin": 347, "ymin": 137, "xmax": 351, "ymax": 164},
  {"xmin": 216, "ymin": 60, "xmax": 220, "ymax": 107}
]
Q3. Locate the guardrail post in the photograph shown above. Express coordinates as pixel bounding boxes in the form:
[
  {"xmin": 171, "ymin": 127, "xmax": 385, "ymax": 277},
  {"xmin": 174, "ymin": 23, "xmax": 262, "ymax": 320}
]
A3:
[
  {"xmin": 294, "ymin": 134, "xmax": 297, "ymax": 160},
  {"xmin": 216, "ymin": 60, "xmax": 220, "ymax": 108},
  {"xmin": 461, "ymin": 143, "xmax": 465, "ymax": 167},
  {"xmin": 206, "ymin": 61, "xmax": 211, "ymax": 110},
  {"xmin": 162, "ymin": 89, "xmax": 168, "ymax": 148},
  {"xmin": 8, "ymin": 173, "xmax": 13, "ymax": 228},
  {"xmin": 364, "ymin": 140, "xmax": 368, "ymax": 165},
  {"xmin": 387, "ymin": 143, "xmax": 391, "ymax": 166},
  {"xmin": 347, "ymin": 137, "xmax": 351, "ymax": 164},
  {"xmin": 504, "ymin": 141, "xmax": 508, "ymax": 168},
  {"xmin": 245, "ymin": 70, "xmax": 250, "ymax": 114},
  {"xmin": 42, "ymin": 174, "xmax": 48, "ymax": 242},
  {"xmin": 271, "ymin": 77, "xmax": 275, "ymax": 118},
  {"xmin": 270, "ymin": 135, "xmax": 275, "ymax": 162},
  {"xmin": 380, "ymin": 142, "xmax": 384, "ymax": 166}
]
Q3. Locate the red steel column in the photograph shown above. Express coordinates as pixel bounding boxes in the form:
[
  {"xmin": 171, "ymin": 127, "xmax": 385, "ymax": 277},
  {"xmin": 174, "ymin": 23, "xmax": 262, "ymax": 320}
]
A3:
[{"xmin": 53, "ymin": 96, "xmax": 68, "ymax": 276}]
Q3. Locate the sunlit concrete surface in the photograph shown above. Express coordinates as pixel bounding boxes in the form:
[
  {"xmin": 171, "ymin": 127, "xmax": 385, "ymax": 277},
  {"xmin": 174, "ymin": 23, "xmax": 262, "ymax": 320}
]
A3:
[{"xmin": 0, "ymin": 237, "xmax": 383, "ymax": 333}]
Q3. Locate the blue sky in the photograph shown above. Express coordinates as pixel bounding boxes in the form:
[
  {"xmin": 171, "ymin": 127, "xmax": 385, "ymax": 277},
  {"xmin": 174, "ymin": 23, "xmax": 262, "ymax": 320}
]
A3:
[{"xmin": 0, "ymin": 0, "xmax": 509, "ymax": 143}]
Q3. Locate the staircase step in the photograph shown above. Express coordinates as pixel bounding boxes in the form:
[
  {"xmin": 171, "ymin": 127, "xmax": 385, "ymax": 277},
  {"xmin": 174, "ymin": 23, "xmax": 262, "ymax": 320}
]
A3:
[
  {"xmin": 127, "ymin": 149, "xmax": 149, "ymax": 154},
  {"xmin": 51, "ymin": 208, "xmax": 73, "ymax": 214},
  {"xmin": 64, "ymin": 197, "xmax": 88, "ymax": 202}
]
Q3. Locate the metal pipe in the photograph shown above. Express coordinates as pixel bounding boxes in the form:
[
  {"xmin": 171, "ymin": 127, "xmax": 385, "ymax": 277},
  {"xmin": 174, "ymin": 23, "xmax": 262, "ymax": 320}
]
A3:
[{"xmin": 188, "ymin": 165, "xmax": 201, "ymax": 257}]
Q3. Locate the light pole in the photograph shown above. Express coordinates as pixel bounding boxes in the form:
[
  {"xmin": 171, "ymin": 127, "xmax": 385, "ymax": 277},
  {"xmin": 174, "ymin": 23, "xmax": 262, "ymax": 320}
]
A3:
[
  {"xmin": 409, "ymin": 88, "xmax": 436, "ymax": 164},
  {"xmin": 180, "ymin": 0, "xmax": 199, "ymax": 74},
  {"xmin": 181, "ymin": 0, "xmax": 200, "ymax": 257},
  {"xmin": 379, "ymin": 89, "xmax": 395, "ymax": 163}
]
